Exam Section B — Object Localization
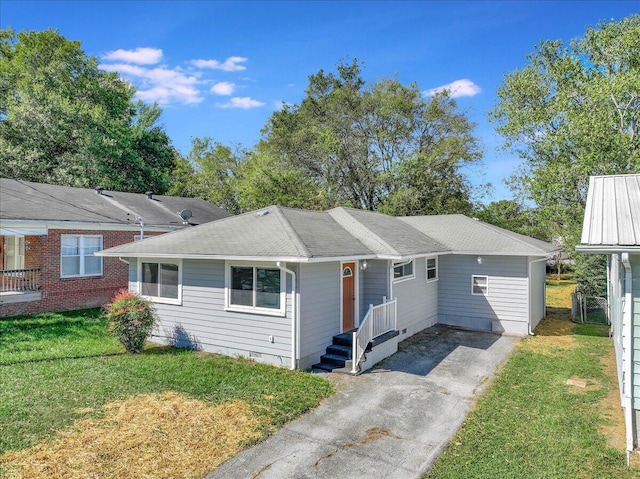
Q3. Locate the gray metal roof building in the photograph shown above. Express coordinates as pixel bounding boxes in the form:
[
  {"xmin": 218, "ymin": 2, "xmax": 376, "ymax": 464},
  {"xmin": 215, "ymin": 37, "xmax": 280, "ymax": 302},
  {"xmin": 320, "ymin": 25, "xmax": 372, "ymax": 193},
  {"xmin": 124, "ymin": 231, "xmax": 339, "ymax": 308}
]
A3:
[{"xmin": 578, "ymin": 174, "xmax": 640, "ymax": 251}]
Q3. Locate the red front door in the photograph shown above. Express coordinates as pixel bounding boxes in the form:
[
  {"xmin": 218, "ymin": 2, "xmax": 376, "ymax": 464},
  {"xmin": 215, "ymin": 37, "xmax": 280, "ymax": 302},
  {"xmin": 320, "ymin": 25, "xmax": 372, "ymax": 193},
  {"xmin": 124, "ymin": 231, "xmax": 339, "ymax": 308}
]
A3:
[{"xmin": 342, "ymin": 262, "xmax": 355, "ymax": 331}]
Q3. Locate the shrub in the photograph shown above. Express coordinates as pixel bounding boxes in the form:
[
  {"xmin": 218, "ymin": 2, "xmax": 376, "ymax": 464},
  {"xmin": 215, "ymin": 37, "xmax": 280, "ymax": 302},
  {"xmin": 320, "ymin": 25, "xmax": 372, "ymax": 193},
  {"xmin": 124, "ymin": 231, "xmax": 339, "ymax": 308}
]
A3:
[{"xmin": 103, "ymin": 290, "xmax": 157, "ymax": 353}]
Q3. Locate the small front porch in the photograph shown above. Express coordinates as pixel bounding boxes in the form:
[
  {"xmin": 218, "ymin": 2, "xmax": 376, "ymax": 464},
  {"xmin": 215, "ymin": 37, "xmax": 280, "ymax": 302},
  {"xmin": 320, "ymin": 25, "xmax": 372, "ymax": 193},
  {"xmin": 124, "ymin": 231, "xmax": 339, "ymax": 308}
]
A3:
[
  {"xmin": 313, "ymin": 298, "xmax": 400, "ymax": 374},
  {"xmin": 0, "ymin": 268, "xmax": 42, "ymax": 304}
]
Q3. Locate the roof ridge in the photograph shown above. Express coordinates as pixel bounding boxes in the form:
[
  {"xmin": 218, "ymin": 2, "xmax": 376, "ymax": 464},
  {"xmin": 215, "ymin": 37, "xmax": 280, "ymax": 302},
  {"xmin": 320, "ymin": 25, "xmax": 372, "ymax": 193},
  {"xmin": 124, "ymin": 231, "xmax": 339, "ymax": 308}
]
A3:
[
  {"xmin": 328, "ymin": 207, "xmax": 399, "ymax": 255},
  {"xmin": 272, "ymin": 206, "xmax": 312, "ymax": 258}
]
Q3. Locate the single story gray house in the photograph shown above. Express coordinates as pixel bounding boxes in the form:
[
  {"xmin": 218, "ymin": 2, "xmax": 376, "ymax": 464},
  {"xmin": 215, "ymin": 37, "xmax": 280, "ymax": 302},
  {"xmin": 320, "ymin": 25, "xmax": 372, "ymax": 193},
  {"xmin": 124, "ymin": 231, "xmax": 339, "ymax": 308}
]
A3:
[
  {"xmin": 98, "ymin": 206, "xmax": 557, "ymax": 373},
  {"xmin": 577, "ymin": 174, "xmax": 640, "ymax": 459}
]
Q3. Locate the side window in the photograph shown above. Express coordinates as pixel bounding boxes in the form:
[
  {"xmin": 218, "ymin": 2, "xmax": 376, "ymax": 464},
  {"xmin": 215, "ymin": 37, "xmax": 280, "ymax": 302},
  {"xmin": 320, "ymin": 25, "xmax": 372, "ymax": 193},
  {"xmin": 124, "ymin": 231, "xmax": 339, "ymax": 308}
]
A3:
[
  {"xmin": 140, "ymin": 261, "xmax": 180, "ymax": 302},
  {"xmin": 426, "ymin": 257, "xmax": 438, "ymax": 282},
  {"xmin": 393, "ymin": 260, "xmax": 414, "ymax": 281},
  {"xmin": 472, "ymin": 275, "xmax": 488, "ymax": 295}
]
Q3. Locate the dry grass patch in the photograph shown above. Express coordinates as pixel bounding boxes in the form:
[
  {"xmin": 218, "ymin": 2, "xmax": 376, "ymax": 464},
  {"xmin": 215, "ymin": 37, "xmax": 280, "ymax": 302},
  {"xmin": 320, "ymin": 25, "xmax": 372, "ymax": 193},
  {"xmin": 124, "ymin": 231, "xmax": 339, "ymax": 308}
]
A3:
[
  {"xmin": 598, "ymin": 346, "xmax": 627, "ymax": 451},
  {"xmin": 1, "ymin": 391, "xmax": 265, "ymax": 479},
  {"xmin": 520, "ymin": 318, "xmax": 578, "ymax": 354}
]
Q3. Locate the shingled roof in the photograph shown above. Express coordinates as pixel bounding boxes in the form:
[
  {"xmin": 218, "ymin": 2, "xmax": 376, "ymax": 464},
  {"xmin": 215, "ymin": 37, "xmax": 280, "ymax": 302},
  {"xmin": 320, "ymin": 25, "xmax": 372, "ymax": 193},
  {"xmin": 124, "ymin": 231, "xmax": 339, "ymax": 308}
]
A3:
[
  {"xmin": 0, "ymin": 178, "xmax": 230, "ymax": 228},
  {"xmin": 99, "ymin": 205, "xmax": 556, "ymax": 262}
]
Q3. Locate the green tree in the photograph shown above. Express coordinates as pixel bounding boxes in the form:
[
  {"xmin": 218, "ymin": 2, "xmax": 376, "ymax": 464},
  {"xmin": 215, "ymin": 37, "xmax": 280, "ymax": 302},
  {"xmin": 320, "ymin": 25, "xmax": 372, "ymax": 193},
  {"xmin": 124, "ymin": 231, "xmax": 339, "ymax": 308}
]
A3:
[
  {"xmin": 476, "ymin": 199, "xmax": 547, "ymax": 240},
  {"xmin": 234, "ymin": 143, "xmax": 325, "ymax": 211},
  {"xmin": 262, "ymin": 59, "xmax": 483, "ymax": 213},
  {"xmin": 168, "ymin": 137, "xmax": 241, "ymax": 213},
  {"xmin": 0, "ymin": 28, "xmax": 176, "ymax": 193},
  {"xmin": 491, "ymin": 15, "xmax": 640, "ymax": 293}
]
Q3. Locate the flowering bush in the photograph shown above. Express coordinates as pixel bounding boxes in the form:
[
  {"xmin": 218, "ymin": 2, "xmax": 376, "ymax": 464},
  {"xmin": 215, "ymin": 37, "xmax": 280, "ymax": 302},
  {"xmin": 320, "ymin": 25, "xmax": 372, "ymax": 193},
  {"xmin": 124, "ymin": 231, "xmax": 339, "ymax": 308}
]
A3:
[{"xmin": 103, "ymin": 290, "xmax": 157, "ymax": 353}]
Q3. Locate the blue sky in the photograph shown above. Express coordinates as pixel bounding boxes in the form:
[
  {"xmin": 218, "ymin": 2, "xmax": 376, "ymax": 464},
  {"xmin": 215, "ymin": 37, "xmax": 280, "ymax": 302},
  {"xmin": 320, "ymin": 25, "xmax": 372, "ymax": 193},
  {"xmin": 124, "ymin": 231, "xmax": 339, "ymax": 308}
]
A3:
[{"xmin": 1, "ymin": 1, "xmax": 638, "ymax": 202}]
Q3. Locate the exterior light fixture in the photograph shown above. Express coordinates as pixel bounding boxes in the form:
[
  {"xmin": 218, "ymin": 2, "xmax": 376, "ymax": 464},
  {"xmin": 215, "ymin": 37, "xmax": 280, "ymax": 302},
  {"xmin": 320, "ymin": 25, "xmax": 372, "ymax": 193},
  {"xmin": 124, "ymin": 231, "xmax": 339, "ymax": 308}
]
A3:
[{"xmin": 477, "ymin": 256, "xmax": 483, "ymax": 265}]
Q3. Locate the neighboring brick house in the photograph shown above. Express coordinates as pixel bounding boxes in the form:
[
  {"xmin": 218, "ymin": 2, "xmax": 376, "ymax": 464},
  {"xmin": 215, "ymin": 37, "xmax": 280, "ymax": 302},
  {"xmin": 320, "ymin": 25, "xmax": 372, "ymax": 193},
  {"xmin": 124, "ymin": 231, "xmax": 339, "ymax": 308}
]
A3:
[{"xmin": 0, "ymin": 178, "xmax": 230, "ymax": 317}]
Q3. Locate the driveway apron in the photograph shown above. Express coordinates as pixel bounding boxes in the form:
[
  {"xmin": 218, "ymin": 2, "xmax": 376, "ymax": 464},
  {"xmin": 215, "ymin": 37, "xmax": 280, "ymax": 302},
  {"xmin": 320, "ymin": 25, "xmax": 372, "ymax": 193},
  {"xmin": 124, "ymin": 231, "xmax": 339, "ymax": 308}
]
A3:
[{"xmin": 207, "ymin": 325, "xmax": 519, "ymax": 479}]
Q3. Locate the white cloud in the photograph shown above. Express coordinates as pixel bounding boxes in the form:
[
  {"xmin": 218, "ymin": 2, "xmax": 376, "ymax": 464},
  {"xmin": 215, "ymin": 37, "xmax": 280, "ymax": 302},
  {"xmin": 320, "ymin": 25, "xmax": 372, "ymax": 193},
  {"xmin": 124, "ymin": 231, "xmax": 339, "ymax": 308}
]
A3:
[
  {"xmin": 191, "ymin": 56, "xmax": 248, "ymax": 72},
  {"xmin": 211, "ymin": 81, "xmax": 235, "ymax": 96},
  {"xmin": 424, "ymin": 79, "xmax": 481, "ymax": 98},
  {"xmin": 217, "ymin": 97, "xmax": 265, "ymax": 109},
  {"xmin": 103, "ymin": 47, "xmax": 163, "ymax": 65},
  {"xmin": 101, "ymin": 63, "xmax": 203, "ymax": 105}
]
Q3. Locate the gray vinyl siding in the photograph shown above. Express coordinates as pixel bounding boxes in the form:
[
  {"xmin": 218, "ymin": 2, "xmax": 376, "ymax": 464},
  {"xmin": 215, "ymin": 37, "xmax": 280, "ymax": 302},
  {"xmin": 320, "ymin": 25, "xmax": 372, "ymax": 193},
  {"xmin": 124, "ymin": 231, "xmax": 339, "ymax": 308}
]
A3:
[
  {"xmin": 128, "ymin": 258, "xmax": 293, "ymax": 368},
  {"xmin": 298, "ymin": 262, "xmax": 341, "ymax": 370},
  {"xmin": 529, "ymin": 257, "xmax": 546, "ymax": 331},
  {"xmin": 631, "ymin": 255, "xmax": 640, "ymax": 410},
  {"xmin": 360, "ymin": 259, "xmax": 390, "ymax": 320},
  {"xmin": 392, "ymin": 257, "xmax": 438, "ymax": 338},
  {"xmin": 438, "ymin": 255, "xmax": 529, "ymax": 335}
]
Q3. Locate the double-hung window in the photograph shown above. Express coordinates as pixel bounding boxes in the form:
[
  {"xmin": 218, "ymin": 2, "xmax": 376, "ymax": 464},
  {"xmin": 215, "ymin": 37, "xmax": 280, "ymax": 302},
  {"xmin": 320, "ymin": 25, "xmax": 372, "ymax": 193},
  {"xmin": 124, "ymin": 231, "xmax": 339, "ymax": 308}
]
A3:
[
  {"xmin": 393, "ymin": 260, "xmax": 414, "ymax": 281},
  {"xmin": 61, "ymin": 235, "xmax": 102, "ymax": 278},
  {"xmin": 140, "ymin": 261, "xmax": 181, "ymax": 303},
  {"xmin": 227, "ymin": 265, "xmax": 283, "ymax": 314},
  {"xmin": 426, "ymin": 257, "xmax": 438, "ymax": 282},
  {"xmin": 472, "ymin": 275, "xmax": 489, "ymax": 295}
]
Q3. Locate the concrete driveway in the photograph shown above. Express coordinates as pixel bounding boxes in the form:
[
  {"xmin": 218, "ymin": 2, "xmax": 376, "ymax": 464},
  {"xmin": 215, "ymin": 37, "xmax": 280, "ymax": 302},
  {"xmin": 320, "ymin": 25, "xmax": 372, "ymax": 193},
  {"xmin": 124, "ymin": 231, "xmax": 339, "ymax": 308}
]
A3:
[{"xmin": 207, "ymin": 325, "xmax": 519, "ymax": 479}]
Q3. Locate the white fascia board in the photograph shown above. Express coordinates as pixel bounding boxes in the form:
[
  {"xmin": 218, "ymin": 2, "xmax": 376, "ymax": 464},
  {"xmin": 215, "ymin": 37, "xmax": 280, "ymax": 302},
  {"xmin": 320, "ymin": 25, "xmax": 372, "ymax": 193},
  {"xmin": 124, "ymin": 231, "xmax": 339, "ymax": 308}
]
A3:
[
  {"xmin": 97, "ymin": 252, "xmax": 379, "ymax": 263},
  {"xmin": 0, "ymin": 219, "xmax": 177, "ymax": 232},
  {"xmin": 448, "ymin": 250, "xmax": 555, "ymax": 257}
]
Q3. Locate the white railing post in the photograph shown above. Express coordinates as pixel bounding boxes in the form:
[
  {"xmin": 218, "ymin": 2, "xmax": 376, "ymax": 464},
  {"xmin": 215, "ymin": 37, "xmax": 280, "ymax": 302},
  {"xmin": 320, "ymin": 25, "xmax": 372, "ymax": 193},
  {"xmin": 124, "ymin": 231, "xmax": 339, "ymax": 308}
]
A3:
[
  {"xmin": 394, "ymin": 297, "xmax": 398, "ymax": 330},
  {"xmin": 351, "ymin": 331, "xmax": 358, "ymax": 374}
]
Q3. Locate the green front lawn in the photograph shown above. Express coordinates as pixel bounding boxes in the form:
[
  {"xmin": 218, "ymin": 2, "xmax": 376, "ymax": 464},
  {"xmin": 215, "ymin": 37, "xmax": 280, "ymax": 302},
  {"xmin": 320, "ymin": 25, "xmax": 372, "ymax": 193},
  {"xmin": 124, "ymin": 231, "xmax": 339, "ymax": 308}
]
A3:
[{"xmin": 0, "ymin": 309, "xmax": 333, "ymax": 455}]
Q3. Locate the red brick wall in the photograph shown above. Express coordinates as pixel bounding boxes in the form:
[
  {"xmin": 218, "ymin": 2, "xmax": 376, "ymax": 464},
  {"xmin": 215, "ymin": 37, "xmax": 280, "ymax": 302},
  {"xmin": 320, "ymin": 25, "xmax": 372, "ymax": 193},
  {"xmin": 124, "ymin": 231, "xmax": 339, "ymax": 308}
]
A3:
[{"xmin": 0, "ymin": 229, "xmax": 162, "ymax": 317}]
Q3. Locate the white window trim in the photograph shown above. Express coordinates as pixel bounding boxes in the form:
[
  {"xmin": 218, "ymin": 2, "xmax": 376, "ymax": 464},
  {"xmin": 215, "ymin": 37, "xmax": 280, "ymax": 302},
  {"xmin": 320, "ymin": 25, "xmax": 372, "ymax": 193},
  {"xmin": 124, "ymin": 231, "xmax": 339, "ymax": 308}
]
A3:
[
  {"xmin": 472, "ymin": 275, "xmax": 489, "ymax": 296},
  {"xmin": 137, "ymin": 258, "xmax": 183, "ymax": 305},
  {"xmin": 426, "ymin": 256, "xmax": 438, "ymax": 283},
  {"xmin": 225, "ymin": 261, "xmax": 286, "ymax": 317},
  {"xmin": 392, "ymin": 259, "xmax": 415, "ymax": 283},
  {"xmin": 60, "ymin": 234, "xmax": 103, "ymax": 278}
]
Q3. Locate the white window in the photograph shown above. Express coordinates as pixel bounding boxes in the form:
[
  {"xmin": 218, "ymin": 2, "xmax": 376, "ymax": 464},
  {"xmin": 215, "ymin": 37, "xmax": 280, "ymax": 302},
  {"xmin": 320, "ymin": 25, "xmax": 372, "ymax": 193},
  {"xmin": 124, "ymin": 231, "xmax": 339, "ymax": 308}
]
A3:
[
  {"xmin": 426, "ymin": 257, "xmax": 438, "ymax": 282},
  {"xmin": 226, "ymin": 264, "xmax": 284, "ymax": 315},
  {"xmin": 61, "ymin": 235, "xmax": 102, "ymax": 278},
  {"xmin": 139, "ymin": 261, "xmax": 181, "ymax": 303},
  {"xmin": 4, "ymin": 236, "xmax": 25, "ymax": 270},
  {"xmin": 472, "ymin": 275, "xmax": 489, "ymax": 295},
  {"xmin": 393, "ymin": 260, "xmax": 414, "ymax": 281}
]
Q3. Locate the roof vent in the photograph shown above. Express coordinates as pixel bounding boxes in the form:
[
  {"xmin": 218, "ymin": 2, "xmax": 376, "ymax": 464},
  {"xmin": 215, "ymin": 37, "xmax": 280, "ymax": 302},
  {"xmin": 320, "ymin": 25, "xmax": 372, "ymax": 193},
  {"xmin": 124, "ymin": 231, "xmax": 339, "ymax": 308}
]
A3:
[
  {"xmin": 145, "ymin": 191, "xmax": 154, "ymax": 199},
  {"xmin": 256, "ymin": 210, "xmax": 269, "ymax": 217},
  {"xmin": 95, "ymin": 186, "xmax": 104, "ymax": 195},
  {"xmin": 179, "ymin": 209, "xmax": 192, "ymax": 225}
]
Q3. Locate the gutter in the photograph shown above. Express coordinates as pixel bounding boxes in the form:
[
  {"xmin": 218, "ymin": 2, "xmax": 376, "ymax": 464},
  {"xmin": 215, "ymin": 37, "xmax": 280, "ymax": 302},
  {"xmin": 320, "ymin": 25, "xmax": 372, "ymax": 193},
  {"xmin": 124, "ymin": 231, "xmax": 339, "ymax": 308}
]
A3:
[
  {"xmin": 527, "ymin": 257, "xmax": 548, "ymax": 335},
  {"xmin": 621, "ymin": 253, "xmax": 635, "ymax": 463},
  {"xmin": 276, "ymin": 262, "xmax": 298, "ymax": 370}
]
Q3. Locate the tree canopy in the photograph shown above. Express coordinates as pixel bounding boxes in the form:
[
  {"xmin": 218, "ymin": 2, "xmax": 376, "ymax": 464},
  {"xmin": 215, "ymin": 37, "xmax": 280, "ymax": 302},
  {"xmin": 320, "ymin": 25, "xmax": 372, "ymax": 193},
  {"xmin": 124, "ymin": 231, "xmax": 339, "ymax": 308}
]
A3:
[
  {"xmin": 0, "ymin": 28, "xmax": 176, "ymax": 193},
  {"xmin": 259, "ymin": 60, "xmax": 483, "ymax": 214},
  {"xmin": 491, "ymin": 14, "xmax": 640, "ymax": 293}
]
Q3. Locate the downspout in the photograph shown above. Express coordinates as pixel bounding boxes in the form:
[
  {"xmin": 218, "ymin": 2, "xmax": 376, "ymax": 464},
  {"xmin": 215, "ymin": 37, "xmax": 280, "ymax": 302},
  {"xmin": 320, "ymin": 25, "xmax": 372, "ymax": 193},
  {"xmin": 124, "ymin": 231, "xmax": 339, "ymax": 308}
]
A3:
[
  {"xmin": 621, "ymin": 253, "xmax": 635, "ymax": 463},
  {"xmin": 277, "ymin": 262, "xmax": 297, "ymax": 370},
  {"xmin": 527, "ymin": 257, "xmax": 548, "ymax": 336}
]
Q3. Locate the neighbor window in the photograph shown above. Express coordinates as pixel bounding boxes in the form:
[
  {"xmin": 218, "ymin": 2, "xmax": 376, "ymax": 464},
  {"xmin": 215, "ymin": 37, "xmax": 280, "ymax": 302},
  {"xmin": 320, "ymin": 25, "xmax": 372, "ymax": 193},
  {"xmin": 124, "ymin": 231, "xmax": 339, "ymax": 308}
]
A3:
[
  {"xmin": 426, "ymin": 257, "xmax": 438, "ymax": 282},
  {"xmin": 472, "ymin": 275, "xmax": 489, "ymax": 295},
  {"xmin": 4, "ymin": 236, "xmax": 25, "ymax": 270},
  {"xmin": 228, "ymin": 265, "xmax": 282, "ymax": 312},
  {"xmin": 393, "ymin": 260, "xmax": 414, "ymax": 281},
  {"xmin": 61, "ymin": 235, "xmax": 102, "ymax": 277}
]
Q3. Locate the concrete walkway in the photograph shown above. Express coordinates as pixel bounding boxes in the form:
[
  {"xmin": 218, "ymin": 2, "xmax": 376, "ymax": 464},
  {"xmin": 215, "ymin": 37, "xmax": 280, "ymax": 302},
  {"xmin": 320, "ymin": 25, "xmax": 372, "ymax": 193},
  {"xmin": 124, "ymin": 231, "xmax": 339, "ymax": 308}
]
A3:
[{"xmin": 208, "ymin": 325, "xmax": 519, "ymax": 479}]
